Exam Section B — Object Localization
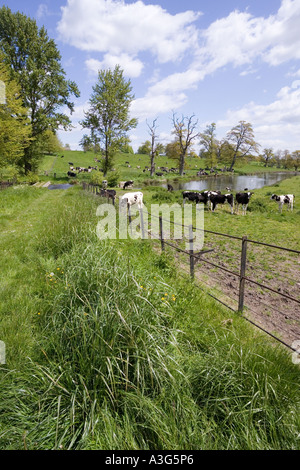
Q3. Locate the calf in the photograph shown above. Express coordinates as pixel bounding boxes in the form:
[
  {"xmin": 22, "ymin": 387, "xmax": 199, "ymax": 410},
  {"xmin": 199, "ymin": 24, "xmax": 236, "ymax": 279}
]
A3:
[
  {"xmin": 235, "ymin": 191, "xmax": 253, "ymax": 215},
  {"xmin": 270, "ymin": 194, "xmax": 295, "ymax": 212},
  {"xmin": 99, "ymin": 188, "xmax": 116, "ymax": 205},
  {"xmin": 123, "ymin": 180, "xmax": 134, "ymax": 190},
  {"xmin": 167, "ymin": 184, "xmax": 174, "ymax": 192},
  {"xmin": 209, "ymin": 192, "xmax": 234, "ymax": 214},
  {"xmin": 67, "ymin": 171, "xmax": 76, "ymax": 177},
  {"xmin": 121, "ymin": 191, "xmax": 144, "ymax": 210}
]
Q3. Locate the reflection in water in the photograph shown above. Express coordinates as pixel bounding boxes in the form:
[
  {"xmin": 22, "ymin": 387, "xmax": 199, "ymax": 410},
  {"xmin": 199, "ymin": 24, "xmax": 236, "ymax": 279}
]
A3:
[
  {"xmin": 159, "ymin": 172, "xmax": 297, "ymax": 192},
  {"xmin": 48, "ymin": 184, "xmax": 72, "ymax": 190}
]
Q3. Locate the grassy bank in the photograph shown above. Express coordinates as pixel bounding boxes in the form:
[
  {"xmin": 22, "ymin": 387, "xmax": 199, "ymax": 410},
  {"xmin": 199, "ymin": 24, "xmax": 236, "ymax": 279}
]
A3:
[
  {"xmin": 0, "ymin": 184, "xmax": 299, "ymax": 450},
  {"xmin": 33, "ymin": 150, "xmax": 296, "ymax": 184}
]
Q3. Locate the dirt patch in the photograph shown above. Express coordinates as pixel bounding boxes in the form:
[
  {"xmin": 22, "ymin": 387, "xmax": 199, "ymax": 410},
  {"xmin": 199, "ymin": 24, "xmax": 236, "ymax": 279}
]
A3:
[{"xmin": 165, "ymin": 236, "xmax": 300, "ymax": 349}]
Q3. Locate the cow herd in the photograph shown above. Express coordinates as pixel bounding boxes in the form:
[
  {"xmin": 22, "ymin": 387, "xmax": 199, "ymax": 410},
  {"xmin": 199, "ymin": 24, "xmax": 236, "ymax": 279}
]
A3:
[
  {"xmin": 66, "ymin": 160, "xmax": 295, "ymax": 215},
  {"xmin": 182, "ymin": 190, "xmax": 253, "ymax": 215},
  {"xmin": 96, "ymin": 184, "xmax": 295, "ymax": 216}
]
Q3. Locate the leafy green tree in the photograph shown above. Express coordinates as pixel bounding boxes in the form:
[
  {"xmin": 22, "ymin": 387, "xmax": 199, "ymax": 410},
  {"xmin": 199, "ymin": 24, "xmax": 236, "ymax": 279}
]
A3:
[
  {"xmin": 138, "ymin": 140, "xmax": 152, "ymax": 155},
  {"xmin": 79, "ymin": 134, "xmax": 94, "ymax": 153},
  {"xmin": 291, "ymin": 150, "xmax": 300, "ymax": 171},
  {"xmin": 260, "ymin": 148, "xmax": 274, "ymax": 167},
  {"xmin": 81, "ymin": 65, "xmax": 137, "ymax": 176},
  {"xmin": 281, "ymin": 150, "xmax": 293, "ymax": 169},
  {"xmin": 39, "ymin": 129, "xmax": 63, "ymax": 155},
  {"xmin": 0, "ymin": 6, "xmax": 80, "ymax": 173},
  {"xmin": 0, "ymin": 57, "xmax": 32, "ymax": 169},
  {"xmin": 226, "ymin": 121, "xmax": 260, "ymax": 171},
  {"xmin": 199, "ymin": 122, "xmax": 219, "ymax": 167}
]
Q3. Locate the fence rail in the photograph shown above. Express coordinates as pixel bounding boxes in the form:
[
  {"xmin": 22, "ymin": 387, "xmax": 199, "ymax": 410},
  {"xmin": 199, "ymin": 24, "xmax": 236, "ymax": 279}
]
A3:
[{"xmin": 83, "ymin": 183, "xmax": 300, "ymax": 352}]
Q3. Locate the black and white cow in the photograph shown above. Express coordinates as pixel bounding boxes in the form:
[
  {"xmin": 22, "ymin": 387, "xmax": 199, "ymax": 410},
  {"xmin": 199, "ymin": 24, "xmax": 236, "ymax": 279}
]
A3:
[
  {"xmin": 123, "ymin": 180, "xmax": 134, "ymax": 190},
  {"xmin": 235, "ymin": 192, "xmax": 253, "ymax": 215},
  {"xmin": 182, "ymin": 191, "xmax": 210, "ymax": 205},
  {"xmin": 121, "ymin": 191, "xmax": 144, "ymax": 209},
  {"xmin": 209, "ymin": 192, "xmax": 234, "ymax": 214},
  {"xmin": 270, "ymin": 194, "xmax": 295, "ymax": 212}
]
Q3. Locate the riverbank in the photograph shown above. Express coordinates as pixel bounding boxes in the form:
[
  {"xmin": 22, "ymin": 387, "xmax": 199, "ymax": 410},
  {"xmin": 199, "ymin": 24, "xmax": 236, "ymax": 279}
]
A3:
[{"xmin": 32, "ymin": 150, "xmax": 298, "ymax": 185}]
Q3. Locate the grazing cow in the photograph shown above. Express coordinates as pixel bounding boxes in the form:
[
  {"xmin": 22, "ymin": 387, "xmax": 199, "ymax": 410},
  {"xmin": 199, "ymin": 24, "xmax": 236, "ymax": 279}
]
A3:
[
  {"xmin": 182, "ymin": 191, "xmax": 209, "ymax": 205},
  {"xmin": 156, "ymin": 172, "xmax": 163, "ymax": 176},
  {"xmin": 121, "ymin": 191, "xmax": 144, "ymax": 209},
  {"xmin": 67, "ymin": 171, "xmax": 76, "ymax": 177},
  {"xmin": 99, "ymin": 188, "xmax": 116, "ymax": 204},
  {"xmin": 209, "ymin": 192, "xmax": 234, "ymax": 214},
  {"xmin": 68, "ymin": 162, "xmax": 73, "ymax": 166},
  {"xmin": 123, "ymin": 180, "xmax": 134, "ymax": 190},
  {"xmin": 235, "ymin": 192, "xmax": 253, "ymax": 215},
  {"xmin": 270, "ymin": 194, "xmax": 295, "ymax": 212}
]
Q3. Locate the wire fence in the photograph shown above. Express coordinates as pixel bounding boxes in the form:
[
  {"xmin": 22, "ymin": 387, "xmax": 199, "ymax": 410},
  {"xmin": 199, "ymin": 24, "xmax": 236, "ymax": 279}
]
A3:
[{"xmin": 83, "ymin": 183, "xmax": 300, "ymax": 352}]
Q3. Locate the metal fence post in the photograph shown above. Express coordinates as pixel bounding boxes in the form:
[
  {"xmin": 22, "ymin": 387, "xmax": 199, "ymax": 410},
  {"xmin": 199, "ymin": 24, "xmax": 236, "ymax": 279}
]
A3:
[
  {"xmin": 238, "ymin": 235, "xmax": 248, "ymax": 312},
  {"xmin": 189, "ymin": 225, "xmax": 194, "ymax": 280},
  {"xmin": 159, "ymin": 215, "xmax": 165, "ymax": 251}
]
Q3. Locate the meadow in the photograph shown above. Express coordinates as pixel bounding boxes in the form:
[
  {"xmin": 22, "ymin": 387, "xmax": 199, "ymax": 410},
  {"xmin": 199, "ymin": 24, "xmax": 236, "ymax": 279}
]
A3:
[
  {"xmin": 0, "ymin": 169, "xmax": 299, "ymax": 449},
  {"xmin": 35, "ymin": 149, "xmax": 295, "ymax": 185}
]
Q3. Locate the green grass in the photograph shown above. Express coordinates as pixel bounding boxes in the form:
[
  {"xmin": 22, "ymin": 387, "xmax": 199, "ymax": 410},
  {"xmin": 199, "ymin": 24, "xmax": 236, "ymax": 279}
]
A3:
[
  {"xmin": 0, "ymin": 184, "xmax": 299, "ymax": 450},
  {"xmin": 25, "ymin": 149, "xmax": 298, "ymax": 185}
]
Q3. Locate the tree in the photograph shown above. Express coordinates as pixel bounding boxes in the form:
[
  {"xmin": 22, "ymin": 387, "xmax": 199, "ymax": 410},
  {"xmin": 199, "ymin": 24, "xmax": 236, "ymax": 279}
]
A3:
[
  {"xmin": 0, "ymin": 57, "xmax": 32, "ymax": 169},
  {"xmin": 165, "ymin": 140, "xmax": 181, "ymax": 163},
  {"xmin": 291, "ymin": 150, "xmax": 300, "ymax": 171},
  {"xmin": 81, "ymin": 65, "xmax": 137, "ymax": 176},
  {"xmin": 226, "ymin": 121, "xmax": 260, "ymax": 171},
  {"xmin": 0, "ymin": 6, "xmax": 80, "ymax": 173},
  {"xmin": 79, "ymin": 134, "xmax": 94, "ymax": 153},
  {"xmin": 281, "ymin": 150, "xmax": 293, "ymax": 169},
  {"xmin": 138, "ymin": 140, "xmax": 152, "ymax": 155},
  {"xmin": 260, "ymin": 148, "xmax": 274, "ymax": 167},
  {"xmin": 147, "ymin": 118, "xmax": 159, "ymax": 176},
  {"xmin": 199, "ymin": 122, "xmax": 219, "ymax": 167},
  {"xmin": 172, "ymin": 113, "xmax": 200, "ymax": 176}
]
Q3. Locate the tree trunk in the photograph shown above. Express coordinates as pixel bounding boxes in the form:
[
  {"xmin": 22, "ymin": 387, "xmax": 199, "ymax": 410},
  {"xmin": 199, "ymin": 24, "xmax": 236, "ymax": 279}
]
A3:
[
  {"xmin": 179, "ymin": 153, "xmax": 185, "ymax": 176},
  {"xmin": 229, "ymin": 153, "xmax": 237, "ymax": 171},
  {"xmin": 150, "ymin": 152, "xmax": 155, "ymax": 176}
]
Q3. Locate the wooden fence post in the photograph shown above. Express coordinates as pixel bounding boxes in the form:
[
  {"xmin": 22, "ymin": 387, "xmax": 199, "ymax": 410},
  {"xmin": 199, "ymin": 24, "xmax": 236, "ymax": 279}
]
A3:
[
  {"xmin": 159, "ymin": 215, "xmax": 164, "ymax": 251},
  {"xmin": 189, "ymin": 225, "xmax": 194, "ymax": 280},
  {"xmin": 238, "ymin": 236, "xmax": 248, "ymax": 312}
]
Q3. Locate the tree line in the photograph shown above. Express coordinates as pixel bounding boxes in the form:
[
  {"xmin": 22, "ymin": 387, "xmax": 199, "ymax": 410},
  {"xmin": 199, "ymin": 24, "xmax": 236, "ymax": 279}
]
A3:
[
  {"xmin": 137, "ymin": 120, "xmax": 300, "ymax": 174},
  {"xmin": 1, "ymin": 6, "xmax": 299, "ymax": 179}
]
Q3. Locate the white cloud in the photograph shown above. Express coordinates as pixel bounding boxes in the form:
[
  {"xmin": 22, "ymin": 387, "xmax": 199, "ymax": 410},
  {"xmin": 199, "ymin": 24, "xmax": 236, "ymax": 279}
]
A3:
[
  {"xmin": 85, "ymin": 54, "xmax": 144, "ymax": 78},
  {"xmin": 216, "ymin": 81, "xmax": 300, "ymax": 150},
  {"xmin": 196, "ymin": 0, "xmax": 300, "ymax": 73},
  {"xmin": 131, "ymin": 91, "xmax": 188, "ymax": 122},
  {"xmin": 36, "ymin": 4, "xmax": 49, "ymax": 19},
  {"xmin": 57, "ymin": 0, "xmax": 201, "ymax": 63}
]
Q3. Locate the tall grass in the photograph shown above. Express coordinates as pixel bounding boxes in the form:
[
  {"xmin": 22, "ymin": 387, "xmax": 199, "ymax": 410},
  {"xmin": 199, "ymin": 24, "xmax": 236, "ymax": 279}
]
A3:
[{"xmin": 0, "ymin": 186, "xmax": 299, "ymax": 450}]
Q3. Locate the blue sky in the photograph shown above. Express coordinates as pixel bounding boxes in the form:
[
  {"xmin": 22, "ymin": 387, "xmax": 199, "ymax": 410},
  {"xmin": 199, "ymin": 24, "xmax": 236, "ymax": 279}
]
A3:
[{"xmin": 3, "ymin": 0, "xmax": 300, "ymax": 153}]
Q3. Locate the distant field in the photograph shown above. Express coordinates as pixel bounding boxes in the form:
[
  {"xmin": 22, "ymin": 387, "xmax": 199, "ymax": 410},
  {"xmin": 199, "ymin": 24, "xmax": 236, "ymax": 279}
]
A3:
[{"xmin": 37, "ymin": 150, "xmax": 295, "ymax": 184}]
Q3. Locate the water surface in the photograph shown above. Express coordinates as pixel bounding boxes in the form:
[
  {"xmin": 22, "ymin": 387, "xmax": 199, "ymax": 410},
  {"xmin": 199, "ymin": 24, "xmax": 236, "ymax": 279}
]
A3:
[{"xmin": 159, "ymin": 172, "xmax": 297, "ymax": 192}]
